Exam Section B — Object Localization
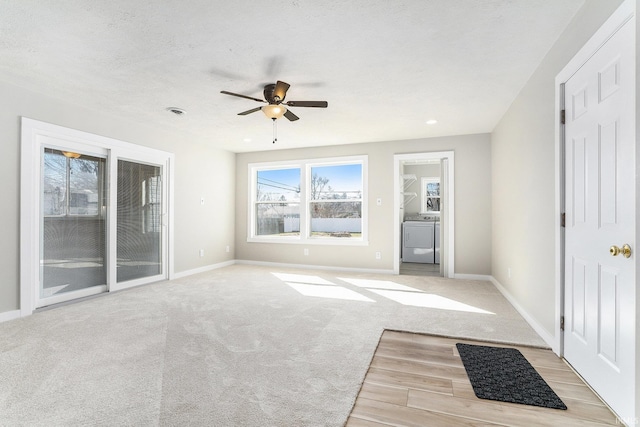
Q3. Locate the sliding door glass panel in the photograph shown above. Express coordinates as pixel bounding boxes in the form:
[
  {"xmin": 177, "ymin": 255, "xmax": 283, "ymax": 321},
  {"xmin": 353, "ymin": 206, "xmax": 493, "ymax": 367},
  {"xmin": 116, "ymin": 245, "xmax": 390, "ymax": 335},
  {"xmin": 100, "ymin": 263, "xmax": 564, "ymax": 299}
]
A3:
[
  {"xmin": 41, "ymin": 149, "xmax": 106, "ymax": 298},
  {"xmin": 117, "ymin": 160, "xmax": 162, "ymax": 282}
]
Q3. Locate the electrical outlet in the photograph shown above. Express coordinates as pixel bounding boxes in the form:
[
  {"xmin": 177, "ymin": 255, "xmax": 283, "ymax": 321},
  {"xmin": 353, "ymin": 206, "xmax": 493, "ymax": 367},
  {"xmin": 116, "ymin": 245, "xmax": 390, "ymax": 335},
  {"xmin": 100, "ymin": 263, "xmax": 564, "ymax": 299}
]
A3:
[
  {"xmin": 200, "ymin": 197, "xmax": 205, "ymax": 205},
  {"xmin": 225, "ymin": 245, "xmax": 230, "ymax": 253},
  {"xmin": 199, "ymin": 249, "xmax": 205, "ymax": 257},
  {"xmin": 304, "ymin": 248, "xmax": 309, "ymax": 256},
  {"xmin": 375, "ymin": 251, "xmax": 381, "ymax": 260},
  {"xmin": 376, "ymin": 198, "xmax": 382, "ymax": 206}
]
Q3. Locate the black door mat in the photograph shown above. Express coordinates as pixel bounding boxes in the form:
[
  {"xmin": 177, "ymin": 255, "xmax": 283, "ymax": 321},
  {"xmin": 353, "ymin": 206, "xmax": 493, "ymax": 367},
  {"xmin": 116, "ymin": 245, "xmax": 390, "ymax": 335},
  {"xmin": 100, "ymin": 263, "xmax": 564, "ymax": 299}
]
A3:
[{"xmin": 456, "ymin": 343, "xmax": 567, "ymax": 410}]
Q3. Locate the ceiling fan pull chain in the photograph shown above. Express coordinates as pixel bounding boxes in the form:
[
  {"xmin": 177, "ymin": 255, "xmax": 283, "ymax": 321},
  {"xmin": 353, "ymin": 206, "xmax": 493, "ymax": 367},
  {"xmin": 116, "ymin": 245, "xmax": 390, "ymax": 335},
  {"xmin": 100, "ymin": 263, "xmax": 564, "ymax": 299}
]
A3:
[{"xmin": 272, "ymin": 118, "xmax": 277, "ymax": 144}]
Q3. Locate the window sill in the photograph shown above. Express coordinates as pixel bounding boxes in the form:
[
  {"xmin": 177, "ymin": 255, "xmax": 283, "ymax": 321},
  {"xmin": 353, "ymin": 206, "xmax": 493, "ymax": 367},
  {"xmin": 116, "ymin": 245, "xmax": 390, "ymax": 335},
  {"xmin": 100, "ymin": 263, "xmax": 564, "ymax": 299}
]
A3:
[{"xmin": 247, "ymin": 237, "xmax": 369, "ymax": 246}]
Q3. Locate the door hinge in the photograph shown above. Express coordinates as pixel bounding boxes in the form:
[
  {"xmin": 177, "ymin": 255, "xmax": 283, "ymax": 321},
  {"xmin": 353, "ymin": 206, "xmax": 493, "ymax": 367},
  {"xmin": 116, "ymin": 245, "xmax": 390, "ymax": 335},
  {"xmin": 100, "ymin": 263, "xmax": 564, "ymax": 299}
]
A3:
[
  {"xmin": 560, "ymin": 316, "xmax": 565, "ymax": 331},
  {"xmin": 560, "ymin": 109, "xmax": 566, "ymax": 124},
  {"xmin": 561, "ymin": 212, "xmax": 566, "ymax": 228}
]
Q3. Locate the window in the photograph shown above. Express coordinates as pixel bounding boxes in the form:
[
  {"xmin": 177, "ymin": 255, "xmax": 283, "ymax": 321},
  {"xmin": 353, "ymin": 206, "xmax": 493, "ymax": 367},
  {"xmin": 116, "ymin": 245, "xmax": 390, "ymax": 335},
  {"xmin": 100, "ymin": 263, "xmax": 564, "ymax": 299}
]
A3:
[
  {"xmin": 43, "ymin": 148, "xmax": 105, "ymax": 217},
  {"xmin": 255, "ymin": 167, "xmax": 301, "ymax": 237},
  {"xmin": 249, "ymin": 156, "xmax": 367, "ymax": 244},
  {"xmin": 421, "ymin": 177, "xmax": 440, "ymax": 213},
  {"xmin": 309, "ymin": 163, "xmax": 362, "ymax": 238}
]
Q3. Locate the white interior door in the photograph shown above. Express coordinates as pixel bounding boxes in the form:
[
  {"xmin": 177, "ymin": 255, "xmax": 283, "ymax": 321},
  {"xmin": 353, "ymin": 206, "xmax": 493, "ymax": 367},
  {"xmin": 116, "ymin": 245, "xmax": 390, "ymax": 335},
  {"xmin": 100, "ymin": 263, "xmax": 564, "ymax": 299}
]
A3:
[{"xmin": 563, "ymin": 17, "xmax": 635, "ymax": 420}]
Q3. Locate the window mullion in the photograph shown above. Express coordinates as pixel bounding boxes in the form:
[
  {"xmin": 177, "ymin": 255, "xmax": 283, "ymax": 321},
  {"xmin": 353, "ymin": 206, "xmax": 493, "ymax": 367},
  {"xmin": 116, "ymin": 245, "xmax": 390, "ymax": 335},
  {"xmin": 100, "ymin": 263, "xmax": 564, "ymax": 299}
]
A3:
[
  {"xmin": 65, "ymin": 157, "xmax": 71, "ymax": 216},
  {"xmin": 301, "ymin": 162, "xmax": 310, "ymax": 239}
]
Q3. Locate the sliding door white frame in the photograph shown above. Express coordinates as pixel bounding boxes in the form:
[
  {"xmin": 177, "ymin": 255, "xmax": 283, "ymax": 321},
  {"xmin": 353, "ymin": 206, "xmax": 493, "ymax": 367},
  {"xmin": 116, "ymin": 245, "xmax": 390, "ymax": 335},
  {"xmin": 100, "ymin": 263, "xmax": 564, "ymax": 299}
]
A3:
[
  {"xmin": 20, "ymin": 118, "xmax": 175, "ymax": 315},
  {"xmin": 109, "ymin": 152, "xmax": 171, "ymax": 292},
  {"xmin": 36, "ymin": 137, "xmax": 109, "ymax": 307}
]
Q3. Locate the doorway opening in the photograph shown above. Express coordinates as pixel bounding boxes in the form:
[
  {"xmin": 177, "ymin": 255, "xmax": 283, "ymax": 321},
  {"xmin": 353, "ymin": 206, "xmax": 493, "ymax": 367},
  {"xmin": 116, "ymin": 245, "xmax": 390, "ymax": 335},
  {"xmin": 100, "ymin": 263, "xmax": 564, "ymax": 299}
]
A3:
[{"xmin": 393, "ymin": 151, "xmax": 454, "ymax": 277}]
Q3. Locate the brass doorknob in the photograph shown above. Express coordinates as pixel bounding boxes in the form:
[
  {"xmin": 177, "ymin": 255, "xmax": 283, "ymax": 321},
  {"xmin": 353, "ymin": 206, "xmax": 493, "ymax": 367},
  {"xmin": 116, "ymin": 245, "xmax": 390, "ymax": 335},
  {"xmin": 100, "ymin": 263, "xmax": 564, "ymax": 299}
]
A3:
[{"xmin": 610, "ymin": 244, "xmax": 632, "ymax": 258}]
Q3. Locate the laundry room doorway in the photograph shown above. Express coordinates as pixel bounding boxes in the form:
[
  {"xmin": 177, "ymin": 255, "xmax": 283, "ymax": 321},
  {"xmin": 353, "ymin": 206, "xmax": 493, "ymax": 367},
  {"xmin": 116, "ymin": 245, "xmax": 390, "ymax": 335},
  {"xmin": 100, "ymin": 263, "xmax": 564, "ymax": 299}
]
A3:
[{"xmin": 393, "ymin": 151, "xmax": 454, "ymax": 277}]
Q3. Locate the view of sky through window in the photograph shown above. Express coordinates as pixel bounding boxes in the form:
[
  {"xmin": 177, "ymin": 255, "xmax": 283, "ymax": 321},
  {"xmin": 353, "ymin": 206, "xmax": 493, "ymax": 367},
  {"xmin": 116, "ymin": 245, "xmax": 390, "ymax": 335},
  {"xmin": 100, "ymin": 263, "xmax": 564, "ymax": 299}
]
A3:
[
  {"xmin": 311, "ymin": 164, "xmax": 362, "ymax": 194},
  {"xmin": 257, "ymin": 168, "xmax": 300, "ymax": 201},
  {"xmin": 257, "ymin": 163, "xmax": 362, "ymax": 202}
]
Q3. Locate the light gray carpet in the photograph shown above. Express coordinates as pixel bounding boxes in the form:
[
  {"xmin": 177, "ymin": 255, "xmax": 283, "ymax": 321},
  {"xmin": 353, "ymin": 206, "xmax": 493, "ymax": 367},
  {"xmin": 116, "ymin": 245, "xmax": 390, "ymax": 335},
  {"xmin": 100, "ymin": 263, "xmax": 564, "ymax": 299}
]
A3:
[{"xmin": 0, "ymin": 264, "xmax": 546, "ymax": 426}]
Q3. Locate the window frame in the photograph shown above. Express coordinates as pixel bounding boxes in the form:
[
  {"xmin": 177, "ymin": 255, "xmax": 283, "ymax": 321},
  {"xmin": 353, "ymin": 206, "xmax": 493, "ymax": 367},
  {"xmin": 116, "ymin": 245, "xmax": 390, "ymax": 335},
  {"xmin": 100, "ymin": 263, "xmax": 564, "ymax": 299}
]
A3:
[{"xmin": 248, "ymin": 155, "xmax": 368, "ymax": 245}]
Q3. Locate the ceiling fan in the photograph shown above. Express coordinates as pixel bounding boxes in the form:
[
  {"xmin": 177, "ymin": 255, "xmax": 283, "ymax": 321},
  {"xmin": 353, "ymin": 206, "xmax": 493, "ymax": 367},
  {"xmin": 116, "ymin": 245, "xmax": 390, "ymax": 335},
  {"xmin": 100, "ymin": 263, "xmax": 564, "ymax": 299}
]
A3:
[{"xmin": 220, "ymin": 80, "xmax": 328, "ymax": 122}]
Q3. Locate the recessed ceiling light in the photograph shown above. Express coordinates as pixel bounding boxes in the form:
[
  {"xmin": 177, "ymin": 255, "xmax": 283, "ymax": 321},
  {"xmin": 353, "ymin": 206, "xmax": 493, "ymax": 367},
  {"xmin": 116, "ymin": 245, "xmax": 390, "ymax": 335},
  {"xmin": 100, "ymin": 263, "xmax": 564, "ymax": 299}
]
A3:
[
  {"xmin": 426, "ymin": 119, "xmax": 438, "ymax": 125},
  {"xmin": 166, "ymin": 107, "xmax": 186, "ymax": 116},
  {"xmin": 243, "ymin": 138, "xmax": 252, "ymax": 142}
]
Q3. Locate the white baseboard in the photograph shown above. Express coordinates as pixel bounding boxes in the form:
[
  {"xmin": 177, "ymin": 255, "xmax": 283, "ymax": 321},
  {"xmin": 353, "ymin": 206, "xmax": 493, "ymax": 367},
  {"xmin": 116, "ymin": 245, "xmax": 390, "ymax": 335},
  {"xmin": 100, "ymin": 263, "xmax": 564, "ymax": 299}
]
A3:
[
  {"xmin": 235, "ymin": 259, "xmax": 396, "ymax": 275},
  {"xmin": 172, "ymin": 260, "xmax": 236, "ymax": 279},
  {"xmin": 489, "ymin": 276, "xmax": 557, "ymax": 352},
  {"xmin": 0, "ymin": 309, "xmax": 22, "ymax": 324},
  {"xmin": 453, "ymin": 273, "xmax": 492, "ymax": 281}
]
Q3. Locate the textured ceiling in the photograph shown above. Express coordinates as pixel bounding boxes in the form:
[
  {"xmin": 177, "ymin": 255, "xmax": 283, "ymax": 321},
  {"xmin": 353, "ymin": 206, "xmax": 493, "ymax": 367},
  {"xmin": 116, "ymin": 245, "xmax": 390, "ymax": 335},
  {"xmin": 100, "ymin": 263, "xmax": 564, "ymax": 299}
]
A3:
[{"xmin": 0, "ymin": 1, "xmax": 584, "ymax": 152}]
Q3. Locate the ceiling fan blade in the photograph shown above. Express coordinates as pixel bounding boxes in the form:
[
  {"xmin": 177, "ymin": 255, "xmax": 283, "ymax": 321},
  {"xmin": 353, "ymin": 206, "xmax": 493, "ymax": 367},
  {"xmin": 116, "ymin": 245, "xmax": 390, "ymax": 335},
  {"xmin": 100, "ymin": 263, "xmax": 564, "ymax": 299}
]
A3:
[
  {"xmin": 238, "ymin": 107, "xmax": 262, "ymax": 116},
  {"xmin": 274, "ymin": 81, "xmax": 290, "ymax": 101},
  {"xmin": 284, "ymin": 109, "xmax": 299, "ymax": 121},
  {"xmin": 285, "ymin": 100, "xmax": 328, "ymax": 108},
  {"xmin": 221, "ymin": 90, "xmax": 265, "ymax": 103}
]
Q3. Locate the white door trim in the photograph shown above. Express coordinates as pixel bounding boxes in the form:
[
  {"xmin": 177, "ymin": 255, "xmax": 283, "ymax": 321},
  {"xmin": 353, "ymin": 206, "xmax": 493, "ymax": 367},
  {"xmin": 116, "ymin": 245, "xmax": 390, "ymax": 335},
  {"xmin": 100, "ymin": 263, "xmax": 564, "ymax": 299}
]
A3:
[
  {"xmin": 20, "ymin": 118, "xmax": 175, "ymax": 315},
  {"xmin": 393, "ymin": 151, "xmax": 455, "ymax": 277}
]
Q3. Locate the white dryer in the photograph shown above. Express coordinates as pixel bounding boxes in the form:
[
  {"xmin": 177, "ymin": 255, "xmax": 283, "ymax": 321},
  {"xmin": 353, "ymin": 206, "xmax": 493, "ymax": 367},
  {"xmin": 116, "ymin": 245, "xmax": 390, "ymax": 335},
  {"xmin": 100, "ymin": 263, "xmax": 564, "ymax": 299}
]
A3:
[{"xmin": 402, "ymin": 221, "xmax": 435, "ymax": 263}]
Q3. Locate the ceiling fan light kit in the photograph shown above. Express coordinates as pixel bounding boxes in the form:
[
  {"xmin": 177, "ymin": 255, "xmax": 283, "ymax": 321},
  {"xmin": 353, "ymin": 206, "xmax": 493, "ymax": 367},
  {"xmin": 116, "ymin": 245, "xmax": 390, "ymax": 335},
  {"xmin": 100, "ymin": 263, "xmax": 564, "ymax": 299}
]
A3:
[
  {"xmin": 221, "ymin": 80, "xmax": 328, "ymax": 143},
  {"xmin": 262, "ymin": 104, "xmax": 287, "ymax": 119}
]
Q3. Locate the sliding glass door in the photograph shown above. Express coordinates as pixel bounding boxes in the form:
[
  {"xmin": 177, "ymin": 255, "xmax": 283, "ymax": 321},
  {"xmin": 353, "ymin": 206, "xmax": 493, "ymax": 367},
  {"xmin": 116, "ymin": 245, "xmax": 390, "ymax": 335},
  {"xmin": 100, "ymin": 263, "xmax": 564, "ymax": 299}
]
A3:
[
  {"xmin": 34, "ymin": 139, "xmax": 170, "ymax": 308},
  {"xmin": 22, "ymin": 119, "xmax": 174, "ymax": 314},
  {"xmin": 41, "ymin": 149, "xmax": 107, "ymax": 300},
  {"xmin": 116, "ymin": 160, "xmax": 163, "ymax": 283}
]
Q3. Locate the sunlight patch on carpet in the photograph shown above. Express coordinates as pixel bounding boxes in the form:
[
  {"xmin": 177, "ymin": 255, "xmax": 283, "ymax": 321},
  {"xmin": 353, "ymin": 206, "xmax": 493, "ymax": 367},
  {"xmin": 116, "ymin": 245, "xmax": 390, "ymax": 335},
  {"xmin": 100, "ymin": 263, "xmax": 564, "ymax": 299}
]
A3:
[
  {"xmin": 271, "ymin": 272, "xmax": 335, "ymax": 285},
  {"xmin": 286, "ymin": 282, "xmax": 375, "ymax": 302},
  {"xmin": 272, "ymin": 271, "xmax": 493, "ymax": 311},
  {"xmin": 338, "ymin": 278, "xmax": 420, "ymax": 292},
  {"xmin": 368, "ymin": 290, "xmax": 494, "ymax": 314}
]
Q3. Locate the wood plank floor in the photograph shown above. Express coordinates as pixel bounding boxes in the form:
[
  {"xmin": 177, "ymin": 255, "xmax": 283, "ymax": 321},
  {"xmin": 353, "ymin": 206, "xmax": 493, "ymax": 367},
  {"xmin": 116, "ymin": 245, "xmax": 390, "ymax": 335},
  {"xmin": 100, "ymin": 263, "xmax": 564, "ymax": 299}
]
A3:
[{"xmin": 347, "ymin": 330, "xmax": 620, "ymax": 426}]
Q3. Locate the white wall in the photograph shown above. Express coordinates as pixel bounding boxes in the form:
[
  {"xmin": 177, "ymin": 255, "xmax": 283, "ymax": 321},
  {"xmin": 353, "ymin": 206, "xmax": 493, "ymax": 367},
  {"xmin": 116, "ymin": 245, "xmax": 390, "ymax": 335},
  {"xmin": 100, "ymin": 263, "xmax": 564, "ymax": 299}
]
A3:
[
  {"xmin": 236, "ymin": 133, "xmax": 491, "ymax": 275},
  {"xmin": 0, "ymin": 79, "xmax": 236, "ymax": 315},
  {"xmin": 491, "ymin": 0, "xmax": 625, "ymax": 337}
]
